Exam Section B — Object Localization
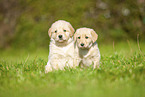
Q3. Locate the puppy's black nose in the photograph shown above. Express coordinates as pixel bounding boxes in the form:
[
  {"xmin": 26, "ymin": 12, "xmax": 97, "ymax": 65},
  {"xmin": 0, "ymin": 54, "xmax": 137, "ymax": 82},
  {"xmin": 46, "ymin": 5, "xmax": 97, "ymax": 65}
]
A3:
[
  {"xmin": 80, "ymin": 43, "xmax": 84, "ymax": 46},
  {"xmin": 58, "ymin": 35, "xmax": 62, "ymax": 38}
]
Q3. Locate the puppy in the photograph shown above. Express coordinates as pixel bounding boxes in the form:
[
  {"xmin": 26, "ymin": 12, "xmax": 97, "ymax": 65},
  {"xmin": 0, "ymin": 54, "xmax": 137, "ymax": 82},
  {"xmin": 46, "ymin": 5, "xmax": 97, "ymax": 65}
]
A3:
[
  {"xmin": 74, "ymin": 27, "xmax": 100, "ymax": 69},
  {"xmin": 45, "ymin": 20, "xmax": 75, "ymax": 73}
]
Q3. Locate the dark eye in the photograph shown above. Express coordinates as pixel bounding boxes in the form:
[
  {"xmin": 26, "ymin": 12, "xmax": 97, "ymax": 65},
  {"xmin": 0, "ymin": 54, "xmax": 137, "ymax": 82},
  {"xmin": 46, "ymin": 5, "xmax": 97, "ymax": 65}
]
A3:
[
  {"xmin": 78, "ymin": 37, "xmax": 80, "ymax": 39},
  {"xmin": 55, "ymin": 30, "xmax": 57, "ymax": 33},
  {"xmin": 64, "ymin": 30, "xmax": 66, "ymax": 32},
  {"xmin": 85, "ymin": 36, "xmax": 89, "ymax": 39}
]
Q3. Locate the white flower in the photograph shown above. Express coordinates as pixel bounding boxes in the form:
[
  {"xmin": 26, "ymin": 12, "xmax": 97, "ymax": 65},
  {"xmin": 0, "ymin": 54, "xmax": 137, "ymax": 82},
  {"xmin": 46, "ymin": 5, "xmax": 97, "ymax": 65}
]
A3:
[{"xmin": 122, "ymin": 8, "xmax": 130, "ymax": 16}]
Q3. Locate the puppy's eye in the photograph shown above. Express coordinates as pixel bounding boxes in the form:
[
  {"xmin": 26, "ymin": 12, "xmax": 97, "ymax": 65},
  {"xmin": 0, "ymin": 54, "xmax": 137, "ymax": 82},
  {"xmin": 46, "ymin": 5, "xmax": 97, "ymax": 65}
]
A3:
[
  {"xmin": 63, "ymin": 30, "xmax": 66, "ymax": 32},
  {"xmin": 85, "ymin": 36, "xmax": 89, "ymax": 39},
  {"xmin": 78, "ymin": 37, "xmax": 80, "ymax": 39},
  {"xmin": 55, "ymin": 30, "xmax": 57, "ymax": 33}
]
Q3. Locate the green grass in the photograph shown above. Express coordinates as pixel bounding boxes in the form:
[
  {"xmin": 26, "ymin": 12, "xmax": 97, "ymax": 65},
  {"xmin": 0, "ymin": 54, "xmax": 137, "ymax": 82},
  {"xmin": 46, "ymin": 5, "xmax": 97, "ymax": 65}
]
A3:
[{"xmin": 0, "ymin": 41, "xmax": 145, "ymax": 97}]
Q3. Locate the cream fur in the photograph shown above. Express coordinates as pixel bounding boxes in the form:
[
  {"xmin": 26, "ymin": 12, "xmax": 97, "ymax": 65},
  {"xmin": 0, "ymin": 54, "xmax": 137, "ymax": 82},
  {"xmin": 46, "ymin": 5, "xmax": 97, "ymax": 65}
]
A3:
[
  {"xmin": 45, "ymin": 20, "xmax": 75, "ymax": 73},
  {"xmin": 74, "ymin": 27, "xmax": 100, "ymax": 69}
]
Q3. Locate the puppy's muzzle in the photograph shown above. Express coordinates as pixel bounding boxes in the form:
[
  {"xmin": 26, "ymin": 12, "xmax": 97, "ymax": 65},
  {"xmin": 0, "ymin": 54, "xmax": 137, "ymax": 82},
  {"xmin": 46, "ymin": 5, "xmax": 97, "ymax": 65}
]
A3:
[
  {"xmin": 58, "ymin": 35, "xmax": 63, "ymax": 39},
  {"xmin": 80, "ymin": 43, "xmax": 84, "ymax": 47}
]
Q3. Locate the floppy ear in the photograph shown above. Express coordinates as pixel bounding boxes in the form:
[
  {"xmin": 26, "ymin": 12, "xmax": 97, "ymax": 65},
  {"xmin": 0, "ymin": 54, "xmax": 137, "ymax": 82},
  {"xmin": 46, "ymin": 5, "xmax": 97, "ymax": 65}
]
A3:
[
  {"xmin": 73, "ymin": 31, "xmax": 78, "ymax": 42},
  {"xmin": 68, "ymin": 23, "xmax": 75, "ymax": 37},
  {"xmin": 91, "ymin": 29, "xmax": 98, "ymax": 43},
  {"xmin": 48, "ymin": 28, "xmax": 52, "ymax": 38}
]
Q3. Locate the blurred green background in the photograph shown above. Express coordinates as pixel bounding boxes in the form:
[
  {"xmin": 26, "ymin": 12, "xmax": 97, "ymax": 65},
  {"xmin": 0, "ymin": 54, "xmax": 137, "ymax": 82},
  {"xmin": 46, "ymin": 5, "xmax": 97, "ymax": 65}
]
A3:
[{"xmin": 0, "ymin": 0, "xmax": 145, "ymax": 49}]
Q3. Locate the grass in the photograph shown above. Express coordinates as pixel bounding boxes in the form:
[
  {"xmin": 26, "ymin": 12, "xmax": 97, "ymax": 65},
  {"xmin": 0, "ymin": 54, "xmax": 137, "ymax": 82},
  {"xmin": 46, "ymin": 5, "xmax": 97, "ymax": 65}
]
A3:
[{"xmin": 0, "ymin": 41, "xmax": 145, "ymax": 97}]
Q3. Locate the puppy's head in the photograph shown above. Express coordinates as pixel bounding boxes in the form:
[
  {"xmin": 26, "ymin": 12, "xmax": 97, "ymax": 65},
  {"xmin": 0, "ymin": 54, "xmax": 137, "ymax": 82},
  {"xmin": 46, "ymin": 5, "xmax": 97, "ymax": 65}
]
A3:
[
  {"xmin": 48, "ymin": 20, "xmax": 74, "ymax": 44},
  {"xmin": 74, "ymin": 28, "xmax": 98, "ymax": 49}
]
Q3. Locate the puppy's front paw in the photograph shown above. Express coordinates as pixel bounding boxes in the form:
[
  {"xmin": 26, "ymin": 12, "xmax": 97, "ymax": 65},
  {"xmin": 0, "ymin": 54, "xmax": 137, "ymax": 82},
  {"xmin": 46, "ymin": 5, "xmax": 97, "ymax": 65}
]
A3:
[
  {"xmin": 45, "ymin": 65, "xmax": 53, "ymax": 73},
  {"xmin": 93, "ymin": 61, "xmax": 100, "ymax": 70}
]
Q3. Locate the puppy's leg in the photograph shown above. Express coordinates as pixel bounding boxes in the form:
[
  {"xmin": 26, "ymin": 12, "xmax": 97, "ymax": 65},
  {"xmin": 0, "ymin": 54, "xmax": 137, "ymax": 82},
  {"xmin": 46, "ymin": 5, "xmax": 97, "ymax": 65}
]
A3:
[
  {"xmin": 58, "ymin": 58, "xmax": 66, "ymax": 70},
  {"xmin": 45, "ymin": 61, "xmax": 53, "ymax": 73},
  {"xmin": 50, "ymin": 58, "xmax": 65, "ymax": 71},
  {"xmin": 93, "ymin": 60, "xmax": 100, "ymax": 70},
  {"xmin": 66, "ymin": 57, "xmax": 74, "ymax": 68},
  {"xmin": 74, "ymin": 57, "xmax": 81, "ymax": 68}
]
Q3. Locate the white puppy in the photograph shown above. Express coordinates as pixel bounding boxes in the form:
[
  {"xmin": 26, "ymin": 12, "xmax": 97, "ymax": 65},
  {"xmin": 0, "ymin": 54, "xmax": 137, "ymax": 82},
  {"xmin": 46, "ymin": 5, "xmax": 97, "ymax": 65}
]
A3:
[
  {"xmin": 74, "ymin": 27, "xmax": 100, "ymax": 69},
  {"xmin": 45, "ymin": 20, "xmax": 75, "ymax": 73}
]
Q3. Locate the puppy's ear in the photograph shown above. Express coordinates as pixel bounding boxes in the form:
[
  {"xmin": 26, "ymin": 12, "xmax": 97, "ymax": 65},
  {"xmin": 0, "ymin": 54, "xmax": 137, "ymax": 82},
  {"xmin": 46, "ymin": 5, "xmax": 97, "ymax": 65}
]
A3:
[
  {"xmin": 74, "ymin": 30, "xmax": 78, "ymax": 42},
  {"xmin": 91, "ymin": 29, "xmax": 98, "ymax": 43},
  {"xmin": 48, "ymin": 28, "xmax": 52, "ymax": 38},
  {"xmin": 68, "ymin": 23, "xmax": 75, "ymax": 37}
]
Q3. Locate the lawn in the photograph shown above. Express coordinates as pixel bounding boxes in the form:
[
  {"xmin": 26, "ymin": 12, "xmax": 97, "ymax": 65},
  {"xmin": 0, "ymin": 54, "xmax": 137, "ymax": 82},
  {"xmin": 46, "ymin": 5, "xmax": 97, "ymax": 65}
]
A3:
[{"xmin": 0, "ymin": 41, "xmax": 145, "ymax": 97}]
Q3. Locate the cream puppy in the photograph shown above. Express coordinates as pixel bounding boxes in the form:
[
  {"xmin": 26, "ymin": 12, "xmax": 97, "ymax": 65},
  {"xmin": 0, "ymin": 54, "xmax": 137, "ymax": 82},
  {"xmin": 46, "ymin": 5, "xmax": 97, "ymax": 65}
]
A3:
[
  {"xmin": 45, "ymin": 20, "xmax": 75, "ymax": 73},
  {"xmin": 74, "ymin": 27, "xmax": 100, "ymax": 69}
]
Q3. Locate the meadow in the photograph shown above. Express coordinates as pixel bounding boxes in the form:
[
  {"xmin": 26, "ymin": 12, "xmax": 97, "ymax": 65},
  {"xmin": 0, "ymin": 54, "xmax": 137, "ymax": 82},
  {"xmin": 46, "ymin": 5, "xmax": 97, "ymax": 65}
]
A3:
[
  {"xmin": 0, "ymin": 41, "xmax": 145, "ymax": 97},
  {"xmin": 0, "ymin": 0, "xmax": 145, "ymax": 96}
]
